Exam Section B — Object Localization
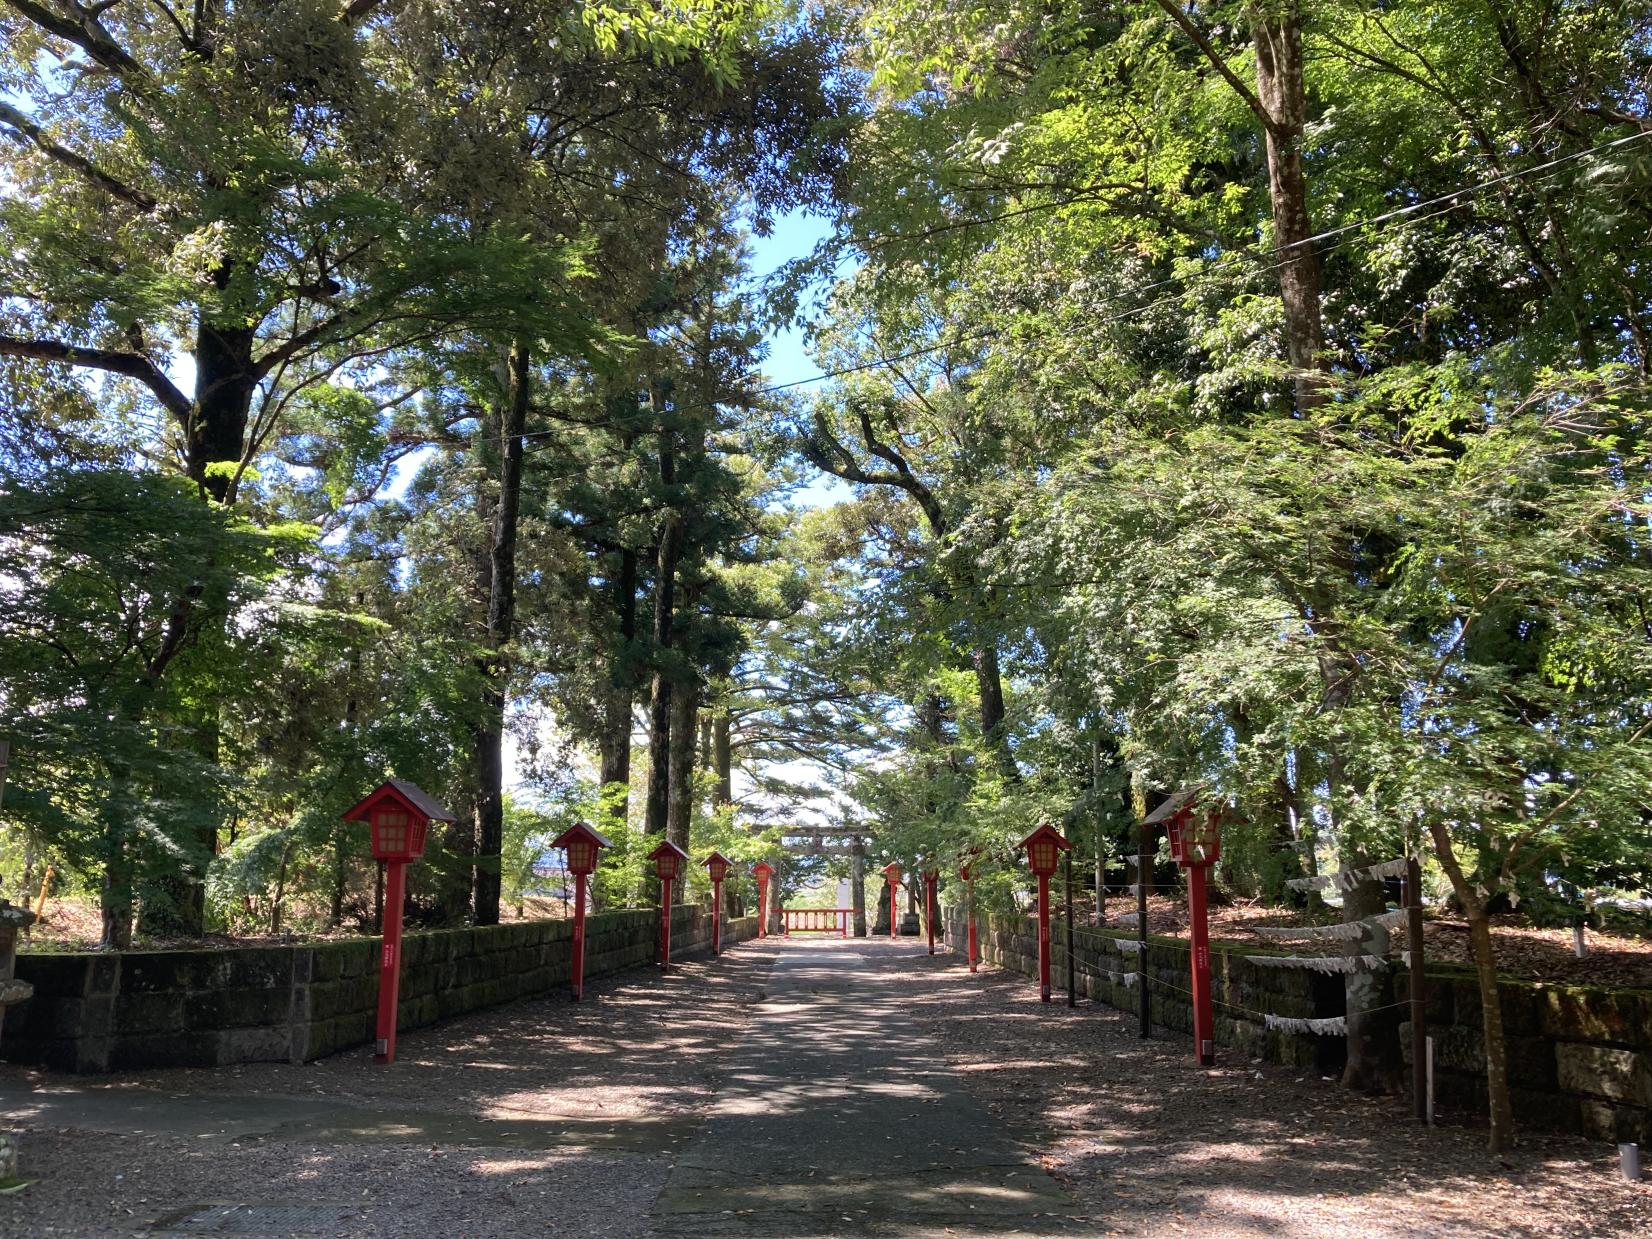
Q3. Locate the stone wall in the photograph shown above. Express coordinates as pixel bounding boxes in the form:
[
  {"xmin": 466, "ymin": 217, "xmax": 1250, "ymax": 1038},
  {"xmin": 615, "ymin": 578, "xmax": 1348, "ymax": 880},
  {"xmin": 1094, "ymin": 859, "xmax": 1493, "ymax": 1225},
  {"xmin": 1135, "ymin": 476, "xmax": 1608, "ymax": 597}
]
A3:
[
  {"xmin": 1397, "ymin": 964, "xmax": 1652, "ymax": 1145},
  {"xmin": 3, "ymin": 907, "xmax": 755, "ymax": 1073},
  {"xmin": 953, "ymin": 911, "xmax": 1344, "ymax": 1074},
  {"xmin": 949, "ymin": 910, "xmax": 1652, "ymax": 1144}
]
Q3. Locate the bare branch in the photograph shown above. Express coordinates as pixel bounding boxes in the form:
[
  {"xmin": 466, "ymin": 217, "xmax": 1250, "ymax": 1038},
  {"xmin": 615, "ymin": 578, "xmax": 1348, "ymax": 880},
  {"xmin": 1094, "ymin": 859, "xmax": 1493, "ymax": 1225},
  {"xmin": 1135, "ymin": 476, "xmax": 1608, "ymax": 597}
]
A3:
[
  {"xmin": 3, "ymin": 0, "xmax": 146, "ymax": 78},
  {"xmin": 0, "ymin": 100, "xmax": 156, "ymax": 210},
  {"xmin": 0, "ymin": 333, "xmax": 192, "ymax": 422},
  {"xmin": 1151, "ymin": 0, "xmax": 1276, "ymax": 133}
]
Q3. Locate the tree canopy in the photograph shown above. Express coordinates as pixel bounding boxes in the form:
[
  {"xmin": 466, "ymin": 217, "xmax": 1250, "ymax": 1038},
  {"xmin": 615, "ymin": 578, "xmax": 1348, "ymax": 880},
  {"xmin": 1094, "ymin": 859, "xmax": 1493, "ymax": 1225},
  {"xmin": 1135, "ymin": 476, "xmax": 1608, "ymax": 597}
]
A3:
[{"xmin": 4, "ymin": 0, "xmax": 1651, "ymax": 1153}]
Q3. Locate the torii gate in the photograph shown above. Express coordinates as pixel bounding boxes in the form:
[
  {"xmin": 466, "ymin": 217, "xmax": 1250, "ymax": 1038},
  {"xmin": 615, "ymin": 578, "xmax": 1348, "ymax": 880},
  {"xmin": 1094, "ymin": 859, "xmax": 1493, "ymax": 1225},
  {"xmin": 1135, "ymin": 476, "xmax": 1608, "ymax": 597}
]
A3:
[{"xmin": 762, "ymin": 826, "xmax": 872, "ymax": 937}]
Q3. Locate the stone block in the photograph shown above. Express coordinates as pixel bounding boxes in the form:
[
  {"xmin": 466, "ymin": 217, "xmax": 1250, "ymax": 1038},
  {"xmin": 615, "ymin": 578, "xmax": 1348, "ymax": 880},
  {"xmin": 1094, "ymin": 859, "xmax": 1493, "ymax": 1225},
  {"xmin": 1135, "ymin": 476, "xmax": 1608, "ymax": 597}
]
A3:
[
  {"xmin": 14, "ymin": 953, "xmax": 96, "ymax": 999},
  {"xmin": 1580, "ymin": 1099, "xmax": 1652, "ymax": 1145},
  {"xmin": 1511, "ymin": 1086, "xmax": 1580, "ymax": 1135},
  {"xmin": 184, "ymin": 986, "xmax": 289, "ymax": 1031},
  {"xmin": 216, "ymin": 1025, "xmax": 292, "ymax": 1065},
  {"xmin": 107, "ymin": 1031, "xmax": 219, "ymax": 1071},
  {"xmin": 1506, "ymin": 1036, "xmax": 1559, "ymax": 1091},
  {"xmin": 309, "ymin": 943, "xmax": 351, "ymax": 982},
  {"xmin": 1498, "ymin": 985, "xmax": 1542, "ymax": 1038},
  {"xmin": 220, "ymin": 948, "xmax": 294, "ymax": 990},
  {"xmin": 1539, "ymin": 987, "xmax": 1652, "ymax": 1048},
  {"xmin": 1430, "ymin": 1023, "xmax": 1486, "ymax": 1074},
  {"xmin": 1556, "ymin": 1043, "xmax": 1652, "ymax": 1106},
  {"xmin": 400, "ymin": 994, "xmax": 439, "ymax": 1029},
  {"xmin": 113, "ymin": 991, "xmax": 184, "ymax": 1035},
  {"xmin": 118, "ymin": 953, "xmax": 205, "ymax": 993}
]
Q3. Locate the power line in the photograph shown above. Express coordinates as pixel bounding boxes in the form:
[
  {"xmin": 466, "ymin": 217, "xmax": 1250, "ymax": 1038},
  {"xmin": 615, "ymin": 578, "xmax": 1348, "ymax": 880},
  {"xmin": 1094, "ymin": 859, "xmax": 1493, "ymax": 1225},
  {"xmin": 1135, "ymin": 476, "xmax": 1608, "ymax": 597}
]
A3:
[
  {"xmin": 259, "ymin": 124, "xmax": 1649, "ymax": 470},
  {"xmin": 506, "ymin": 125, "xmax": 1651, "ymax": 458}
]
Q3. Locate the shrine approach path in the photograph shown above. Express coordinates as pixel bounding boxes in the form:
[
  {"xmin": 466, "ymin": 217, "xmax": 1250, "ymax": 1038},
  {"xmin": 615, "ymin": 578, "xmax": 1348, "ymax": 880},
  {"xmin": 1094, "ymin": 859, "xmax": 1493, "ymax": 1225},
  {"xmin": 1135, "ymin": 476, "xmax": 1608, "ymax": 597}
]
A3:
[{"xmin": 2, "ymin": 935, "xmax": 1647, "ymax": 1237}]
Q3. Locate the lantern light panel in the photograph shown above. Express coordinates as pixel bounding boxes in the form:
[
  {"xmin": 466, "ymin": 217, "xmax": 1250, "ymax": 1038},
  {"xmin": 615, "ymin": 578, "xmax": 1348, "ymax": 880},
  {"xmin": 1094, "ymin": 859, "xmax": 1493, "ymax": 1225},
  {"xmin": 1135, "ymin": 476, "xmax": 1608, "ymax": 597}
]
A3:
[
  {"xmin": 647, "ymin": 838, "xmax": 688, "ymax": 882},
  {"xmin": 570, "ymin": 838, "xmax": 594, "ymax": 873},
  {"xmin": 552, "ymin": 822, "xmax": 613, "ymax": 877}
]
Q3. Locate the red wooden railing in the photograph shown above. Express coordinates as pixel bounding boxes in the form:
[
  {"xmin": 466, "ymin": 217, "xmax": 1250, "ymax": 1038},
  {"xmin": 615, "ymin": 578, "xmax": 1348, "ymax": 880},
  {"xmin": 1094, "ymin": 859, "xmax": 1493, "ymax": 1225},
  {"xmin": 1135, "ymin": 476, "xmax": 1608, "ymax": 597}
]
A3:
[{"xmin": 781, "ymin": 907, "xmax": 851, "ymax": 937}]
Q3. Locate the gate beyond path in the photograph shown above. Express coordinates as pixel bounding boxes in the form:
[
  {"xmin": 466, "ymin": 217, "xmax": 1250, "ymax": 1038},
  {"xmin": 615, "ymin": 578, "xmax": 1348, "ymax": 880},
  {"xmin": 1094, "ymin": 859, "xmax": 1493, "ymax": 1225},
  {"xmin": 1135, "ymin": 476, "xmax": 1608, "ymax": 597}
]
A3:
[{"xmin": 781, "ymin": 907, "xmax": 851, "ymax": 936}]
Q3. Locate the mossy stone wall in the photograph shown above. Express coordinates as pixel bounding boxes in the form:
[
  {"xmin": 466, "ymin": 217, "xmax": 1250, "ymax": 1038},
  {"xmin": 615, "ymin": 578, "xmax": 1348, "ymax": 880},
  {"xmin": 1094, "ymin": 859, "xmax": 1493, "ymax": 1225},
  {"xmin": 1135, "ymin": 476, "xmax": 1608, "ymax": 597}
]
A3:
[
  {"xmin": 950, "ymin": 909, "xmax": 1651, "ymax": 1145},
  {"xmin": 2, "ymin": 906, "xmax": 756, "ymax": 1072}
]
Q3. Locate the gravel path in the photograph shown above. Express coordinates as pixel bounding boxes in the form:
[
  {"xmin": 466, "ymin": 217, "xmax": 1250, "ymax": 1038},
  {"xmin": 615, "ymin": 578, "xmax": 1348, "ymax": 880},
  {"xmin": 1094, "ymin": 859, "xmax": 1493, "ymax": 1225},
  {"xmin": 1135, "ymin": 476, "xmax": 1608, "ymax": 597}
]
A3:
[
  {"xmin": 0, "ymin": 939, "xmax": 782, "ymax": 1238},
  {"xmin": 921, "ymin": 953, "xmax": 1652, "ymax": 1237},
  {"xmin": 2, "ymin": 936, "xmax": 1647, "ymax": 1238}
]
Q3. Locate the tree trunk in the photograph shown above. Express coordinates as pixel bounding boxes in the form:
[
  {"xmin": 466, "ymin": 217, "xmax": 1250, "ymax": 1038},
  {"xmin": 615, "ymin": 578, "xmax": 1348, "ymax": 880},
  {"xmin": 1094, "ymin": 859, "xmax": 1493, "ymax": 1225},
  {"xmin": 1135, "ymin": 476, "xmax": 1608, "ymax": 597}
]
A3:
[
  {"xmin": 1340, "ymin": 875, "xmax": 1401, "ymax": 1092},
  {"xmin": 666, "ymin": 677, "xmax": 698, "ymax": 861},
  {"xmin": 1428, "ymin": 820, "xmax": 1516, "ymax": 1152},
  {"xmin": 99, "ymin": 795, "xmax": 134, "ymax": 950},
  {"xmin": 713, "ymin": 711, "xmax": 733, "ymax": 808},
  {"xmin": 851, "ymin": 837, "xmax": 867, "ymax": 937},
  {"xmin": 1093, "ymin": 739, "xmax": 1106, "ymax": 923},
  {"xmin": 643, "ymin": 427, "xmax": 683, "ymax": 839},
  {"xmin": 1249, "ymin": 1, "xmax": 1327, "ymax": 414},
  {"xmin": 974, "ymin": 644, "xmax": 1018, "ymax": 781},
  {"xmin": 189, "ymin": 317, "xmax": 256, "ymax": 501},
  {"xmin": 597, "ymin": 548, "xmax": 638, "ymax": 832},
  {"xmin": 472, "ymin": 337, "xmax": 530, "ymax": 927},
  {"xmin": 270, "ymin": 843, "xmax": 291, "ymax": 935}
]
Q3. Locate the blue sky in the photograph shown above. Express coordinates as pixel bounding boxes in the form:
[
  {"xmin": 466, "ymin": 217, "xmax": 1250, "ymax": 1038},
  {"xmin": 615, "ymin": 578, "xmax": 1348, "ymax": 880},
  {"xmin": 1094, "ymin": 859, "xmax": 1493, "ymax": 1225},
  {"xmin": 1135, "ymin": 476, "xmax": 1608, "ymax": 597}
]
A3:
[
  {"xmin": 746, "ymin": 208, "xmax": 835, "ymax": 391},
  {"xmin": 745, "ymin": 208, "xmax": 855, "ymax": 508}
]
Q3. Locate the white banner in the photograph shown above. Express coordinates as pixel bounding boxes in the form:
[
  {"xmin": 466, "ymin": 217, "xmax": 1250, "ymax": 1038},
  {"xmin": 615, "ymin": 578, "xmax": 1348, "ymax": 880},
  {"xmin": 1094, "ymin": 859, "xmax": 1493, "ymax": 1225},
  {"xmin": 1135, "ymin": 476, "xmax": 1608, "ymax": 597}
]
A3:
[
  {"xmin": 1251, "ymin": 910, "xmax": 1407, "ymax": 941},
  {"xmin": 1265, "ymin": 1014, "xmax": 1348, "ymax": 1036},
  {"xmin": 1286, "ymin": 857, "xmax": 1408, "ymax": 893},
  {"xmin": 1243, "ymin": 954, "xmax": 1394, "ymax": 974}
]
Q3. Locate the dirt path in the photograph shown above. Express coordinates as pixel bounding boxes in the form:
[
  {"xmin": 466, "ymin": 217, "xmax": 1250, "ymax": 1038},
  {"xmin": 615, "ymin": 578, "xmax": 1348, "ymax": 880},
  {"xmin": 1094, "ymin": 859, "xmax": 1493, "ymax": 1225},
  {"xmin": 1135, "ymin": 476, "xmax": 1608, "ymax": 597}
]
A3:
[
  {"xmin": 922, "ymin": 953, "xmax": 1652, "ymax": 1237},
  {"xmin": 0, "ymin": 939, "xmax": 782, "ymax": 1237},
  {"xmin": 1, "ymin": 936, "xmax": 1646, "ymax": 1237}
]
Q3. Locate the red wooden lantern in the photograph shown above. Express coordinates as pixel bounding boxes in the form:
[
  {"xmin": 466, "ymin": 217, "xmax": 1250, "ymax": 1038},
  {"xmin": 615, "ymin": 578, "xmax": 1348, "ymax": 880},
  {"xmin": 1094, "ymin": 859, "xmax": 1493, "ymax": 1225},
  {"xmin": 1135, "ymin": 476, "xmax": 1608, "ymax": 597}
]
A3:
[
  {"xmin": 958, "ymin": 848, "xmax": 981, "ymax": 973},
  {"xmin": 648, "ymin": 839, "xmax": 689, "ymax": 973},
  {"xmin": 1168, "ymin": 804, "xmax": 1222, "ymax": 1066},
  {"xmin": 1168, "ymin": 806, "xmax": 1222, "ymax": 867},
  {"xmin": 552, "ymin": 821, "xmax": 612, "ymax": 1001},
  {"xmin": 343, "ymin": 779, "xmax": 454, "ymax": 1064},
  {"xmin": 1017, "ymin": 823, "xmax": 1072, "ymax": 1002},
  {"xmin": 882, "ymin": 862, "xmax": 903, "ymax": 940},
  {"xmin": 752, "ymin": 861, "xmax": 773, "ymax": 938},
  {"xmin": 702, "ymin": 851, "xmax": 732, "ymax": 956}
]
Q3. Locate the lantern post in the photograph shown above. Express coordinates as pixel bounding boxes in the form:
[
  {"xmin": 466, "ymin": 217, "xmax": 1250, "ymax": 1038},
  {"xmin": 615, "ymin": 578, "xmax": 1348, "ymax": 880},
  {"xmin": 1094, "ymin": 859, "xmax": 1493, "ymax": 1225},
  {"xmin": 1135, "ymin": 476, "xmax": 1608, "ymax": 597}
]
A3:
[
  {"xmin": 959, "ymin": 851, "xmax": 980, "ymax": 973},
  {"xmin": 702, "ymin": 851, "xmax": 732, "ymax": 956},
  {"xmin": 648, "ymin": 839, "xmax": 688, "ymax": 973},
  {"xmin": 1169, "ymin": 805, "xmax": 1222, "ymax": 1066},
  {"xmin": 882, "ymin": 862, "xmax": 902, "ymax": 939},
  {"xmin": 551, "ymin": 822, "xmax": 612, "ymax": 1001},
  {"xmin": 923, "ymin": 869, "xmax": 939, "ymax": 955},
  {"xmin": 752, "ymin": 862, "xmax": 773, "ymax": 938},
  {"xmin": 1017, "ymin": 823, "xmax": 1072, "ymax": 1003},
  {"xmin": 343, "ymin": 779, "xmax": 454, "ymax": 1065}
]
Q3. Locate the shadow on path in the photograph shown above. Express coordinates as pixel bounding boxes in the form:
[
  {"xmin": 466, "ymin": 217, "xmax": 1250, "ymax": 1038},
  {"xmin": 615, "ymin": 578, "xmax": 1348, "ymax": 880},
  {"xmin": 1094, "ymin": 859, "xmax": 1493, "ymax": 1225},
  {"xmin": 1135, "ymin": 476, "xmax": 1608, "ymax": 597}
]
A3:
[{"xmin": 651, "ymin": 938, "xmax": 1074, "ymax": 1237}]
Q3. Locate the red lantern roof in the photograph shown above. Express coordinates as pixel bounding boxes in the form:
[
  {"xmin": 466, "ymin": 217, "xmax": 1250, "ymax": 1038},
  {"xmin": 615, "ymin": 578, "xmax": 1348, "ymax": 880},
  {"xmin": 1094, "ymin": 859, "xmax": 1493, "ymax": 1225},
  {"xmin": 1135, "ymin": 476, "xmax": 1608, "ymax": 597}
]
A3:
[
  {"xmin": 882, "ymin": 861, "xmax": 903, "ymax": 883},
  {"xmin": 648, "ymin": 838, "xmax": 689, "ymax": 882},
  {"xmin": 552, "ymin": 821, "xmax": 613, "ymax": 877},
  {"xmin": 343, "ymin": 779, "xmax": 454, "ymax": 863},
  {"xmin": 702, "ymin": 851, "xmax": 732, "ymax": 884},
  {"xmin": 1016, "ymin": 822, "xmax": 1072, "ymax": 877},
  {"xmin": 752, "ymin": 861, "xmax": 773, "ymax": 880},
  {"xmin": 343, "ymin": 779, "xmax": 456, "ymax": 826}
]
